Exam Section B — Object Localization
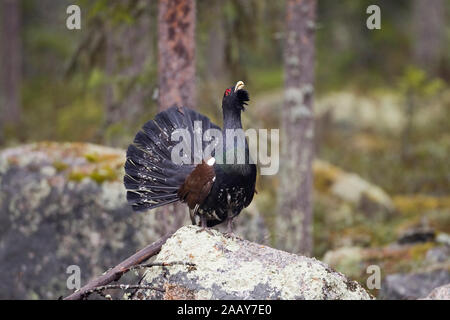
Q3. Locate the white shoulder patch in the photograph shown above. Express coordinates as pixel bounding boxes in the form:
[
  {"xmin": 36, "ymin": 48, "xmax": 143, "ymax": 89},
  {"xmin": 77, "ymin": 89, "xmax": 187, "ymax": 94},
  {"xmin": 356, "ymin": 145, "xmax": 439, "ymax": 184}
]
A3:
[{"xmin": 206, "ymin": 157, "xmax": 216, "ymax": 166}]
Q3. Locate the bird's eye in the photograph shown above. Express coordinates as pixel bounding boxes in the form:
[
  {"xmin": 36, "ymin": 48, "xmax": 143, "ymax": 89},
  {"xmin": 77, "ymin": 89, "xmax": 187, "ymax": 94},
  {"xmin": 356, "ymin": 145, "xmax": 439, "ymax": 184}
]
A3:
[{"xmin": 224, "ymin": 88, "xmax": 231, "ymax": 96}]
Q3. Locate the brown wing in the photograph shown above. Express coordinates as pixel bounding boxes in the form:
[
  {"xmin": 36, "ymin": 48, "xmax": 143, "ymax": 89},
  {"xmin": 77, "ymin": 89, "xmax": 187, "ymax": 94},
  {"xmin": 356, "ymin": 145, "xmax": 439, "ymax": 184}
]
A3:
[{"xmin": 177, "ymin": 160, "xmax": 215, "ymax": 210}]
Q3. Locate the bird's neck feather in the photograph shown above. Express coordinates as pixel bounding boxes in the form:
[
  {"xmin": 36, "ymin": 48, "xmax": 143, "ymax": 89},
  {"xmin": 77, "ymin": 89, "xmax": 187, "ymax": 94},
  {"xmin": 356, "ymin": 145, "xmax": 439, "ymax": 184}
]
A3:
[{"xmin": 222, "ymin": 108, "xmax": 242, "ymax": 130}]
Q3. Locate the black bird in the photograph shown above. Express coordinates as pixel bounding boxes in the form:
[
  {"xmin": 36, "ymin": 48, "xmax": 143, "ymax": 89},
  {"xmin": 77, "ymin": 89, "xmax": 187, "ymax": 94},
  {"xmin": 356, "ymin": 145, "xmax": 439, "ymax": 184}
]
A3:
[{"xmin": 124, "ymin": 81, "xmax": 257, "ymax": 233}]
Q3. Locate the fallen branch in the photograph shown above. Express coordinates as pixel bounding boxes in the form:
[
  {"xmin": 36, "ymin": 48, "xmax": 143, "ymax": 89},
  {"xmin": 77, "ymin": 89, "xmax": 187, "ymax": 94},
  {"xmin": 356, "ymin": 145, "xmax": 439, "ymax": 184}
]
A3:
[
  {"xmin": 64, "ymin": 232, "xmax": 174, "ymax": 300},
  {"xmin": 129, "ymin": 261, "xmax": 196, "ymax": 272},
  {"xmin": 82, "ymin": 262, "xmax": 197, "ymax": 300}
]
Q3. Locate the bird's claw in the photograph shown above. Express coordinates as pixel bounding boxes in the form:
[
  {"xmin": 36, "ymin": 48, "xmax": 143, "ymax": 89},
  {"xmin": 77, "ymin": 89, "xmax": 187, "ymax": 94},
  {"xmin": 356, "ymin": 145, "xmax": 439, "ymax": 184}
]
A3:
[
  {"xmin": 196, "ymin": 227, "xmax": 214, "ymax": 236},
  {"xmin": 224, "ymin": 232, "xmax": 241, "ymax": 240}
]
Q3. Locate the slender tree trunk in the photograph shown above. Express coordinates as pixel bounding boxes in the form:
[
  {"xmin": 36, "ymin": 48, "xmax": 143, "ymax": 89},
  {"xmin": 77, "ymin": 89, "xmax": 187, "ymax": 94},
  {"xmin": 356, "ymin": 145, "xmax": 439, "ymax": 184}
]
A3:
[
  {"xmin": 278, "ymin": 0, "xmax": 316, "ymax": 256},
  {"xmin": 401, "ymin": 89, "xmax": 415, "ymax": 162},
  {"xmin": 413, "ymin": 0, "xmax": 445, "ymax": 76},
  {"xmin": 157, "ymin": 0, "xmax": 196, "ymax": 232},
  {"xmin": 158, "ymin": 0, "xmax": 196, "ymax": 110},
  {"xmin": 1, "ymin": 0, "xmax": 22, "ymax": 128}
]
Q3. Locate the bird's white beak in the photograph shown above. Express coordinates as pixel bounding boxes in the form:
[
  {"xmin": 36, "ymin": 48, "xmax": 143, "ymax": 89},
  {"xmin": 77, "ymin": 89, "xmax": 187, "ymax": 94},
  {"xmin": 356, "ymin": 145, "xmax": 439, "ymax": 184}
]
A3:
[{"xmin": 234, "ymin": 80, "xmax": 245, "ymax": 92}]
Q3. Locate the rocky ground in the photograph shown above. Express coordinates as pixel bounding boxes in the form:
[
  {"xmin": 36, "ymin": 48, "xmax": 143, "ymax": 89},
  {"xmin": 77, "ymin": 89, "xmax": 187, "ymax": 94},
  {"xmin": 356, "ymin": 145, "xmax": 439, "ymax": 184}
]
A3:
[{"xmin": 0, "ymin": 141, "xmax": 448, "ymax": 299}]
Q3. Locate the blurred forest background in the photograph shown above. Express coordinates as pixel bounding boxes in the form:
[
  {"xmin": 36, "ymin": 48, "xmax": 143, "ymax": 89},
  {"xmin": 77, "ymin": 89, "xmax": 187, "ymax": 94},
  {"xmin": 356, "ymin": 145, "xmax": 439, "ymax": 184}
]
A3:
[{"xmin": 0, "ymin": 0, "xmax": 449, "ymax": 299}]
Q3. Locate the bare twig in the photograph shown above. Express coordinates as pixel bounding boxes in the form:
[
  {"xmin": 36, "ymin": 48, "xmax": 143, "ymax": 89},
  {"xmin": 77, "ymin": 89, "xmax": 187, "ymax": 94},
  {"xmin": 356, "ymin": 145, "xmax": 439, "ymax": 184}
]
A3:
[
  {"xmin": 128, "ymin": 261, "xmax": 196, "ymax": 272},
  {"xmin": 64, "ymin": 232, "xmax": 174, "ymax": 300},
  {"xmin": 92, "ymin": 287, "xmax": 112, "ymax": 300},
  {"xmin": 89, "ymin": 261, "xmax": 196, "ymax": 300}
]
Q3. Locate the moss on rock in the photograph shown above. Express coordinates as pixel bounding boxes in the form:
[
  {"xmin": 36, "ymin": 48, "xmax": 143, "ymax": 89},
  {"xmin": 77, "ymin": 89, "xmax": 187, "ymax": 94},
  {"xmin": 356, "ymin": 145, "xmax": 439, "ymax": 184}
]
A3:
[
  {"xmin": 136, "ymin": 225, "xmax": 373, "ymax": 300},
  {"xmin": 0, "ymin": 142, "xmax": 184, "ymax": 299}
]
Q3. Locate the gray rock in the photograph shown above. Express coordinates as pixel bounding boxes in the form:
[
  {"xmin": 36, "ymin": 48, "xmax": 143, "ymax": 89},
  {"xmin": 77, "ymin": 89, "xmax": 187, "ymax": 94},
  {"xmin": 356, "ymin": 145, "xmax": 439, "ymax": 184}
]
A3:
[
  {"xmin": 0, "ymin": 143, "xmax": 185, "ymax": 299},
  {"xmin": 379, "ymin": 269, "xmax": 450, "ymax": 300},
  {"xmin": 436, "ymin": 233, "xmax": 450, "ymax": 246},
  {"xmin": 425, "ymin": 246, "xmax": 450, "ymax": 264},
  {"xmin": 135, "ymin": 225, "xmax": 373, "ymax": 300},
  {"xmin": 421, "ymin": 283, "xmax": 450, "ymax": 300},
  {"xmin": 313, "ymin": 159, "xmax": 394, "ymax": 214}
]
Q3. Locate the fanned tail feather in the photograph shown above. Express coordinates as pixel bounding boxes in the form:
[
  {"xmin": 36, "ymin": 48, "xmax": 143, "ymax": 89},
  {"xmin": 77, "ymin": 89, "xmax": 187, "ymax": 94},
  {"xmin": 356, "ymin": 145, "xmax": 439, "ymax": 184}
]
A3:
[{"xmin": 124, "ymin": 106, "xmax": 220, "ymax": 212}]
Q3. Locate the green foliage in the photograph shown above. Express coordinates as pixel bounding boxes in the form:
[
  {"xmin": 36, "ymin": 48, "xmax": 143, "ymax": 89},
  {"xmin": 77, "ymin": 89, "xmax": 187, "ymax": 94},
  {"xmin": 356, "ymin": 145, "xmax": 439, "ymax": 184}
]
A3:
[
  {"xmin": 87, "ymin": 68, "xmax": 107, "ymax": 89},
  {"xmin": 82, "ymin": 0, "xmax": 136, "ymax": 25},
  {"xmin": 17, "ymin": 76, "xmax": 103, "ymax": 144},
  {"xmin": 56, "ymin": 96, "xmax": 103, "ymax": 141},
  {"xmin": 398, "ymin": 66, "xmax": 445, "ymax": 97},
  {"xmin": 26, "ymin": 28, "xmax": 72, "ymax": 60},
  {"xmin": 104, "ymin": 122, "xmax": 129, "ymax": 147},
  {"xmin": 8, "ymin": 0, "xmax": 450, "ymax": 150},
  {"xmin": 248, "ymin": 68, "xmax": 283, "ymax": 94}
]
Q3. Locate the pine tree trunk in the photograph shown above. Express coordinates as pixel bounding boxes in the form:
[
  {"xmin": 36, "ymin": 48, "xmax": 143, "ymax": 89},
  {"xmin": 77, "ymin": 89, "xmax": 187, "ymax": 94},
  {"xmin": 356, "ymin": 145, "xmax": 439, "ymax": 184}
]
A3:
[
  {"xmin": 413, "ymin": 0, "xmax": 445, "ymax": 76},
  {"xmin": 158, "ymin": 0, "xmax": 196, "ymax": 110},
  {"xmin": 1, "ymin": 0, "xmax": 22, "ymax": 127},
  {"xmin": 278, "ymin": 0, "xmax": 316, "ymax": 256},
  {"xmin": 157, "ymin": 0, "xmax": 196, "ymax": 232}
]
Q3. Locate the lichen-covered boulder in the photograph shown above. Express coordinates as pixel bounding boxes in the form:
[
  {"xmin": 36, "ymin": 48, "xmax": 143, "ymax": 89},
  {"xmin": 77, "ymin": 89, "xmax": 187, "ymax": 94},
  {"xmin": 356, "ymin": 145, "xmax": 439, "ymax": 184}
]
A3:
[
  {"xmin": 379, "ymin": 269, "xmax": 450, "ymax": 300},
  {"xmin": 136, "ymin": 225, "xmax": 372, "ymax": 300},
  {"xmin": 0, "ymin": 142, "xmax": 186, "ymax": 299},
  {"xmin": 313, "ymin": 159, "xmax": 394, "ymax": 214},
  {"xmin": 421, "ymin": 283, "xmax": 450, "ymax": 300}
]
